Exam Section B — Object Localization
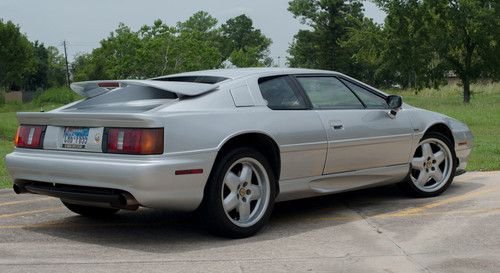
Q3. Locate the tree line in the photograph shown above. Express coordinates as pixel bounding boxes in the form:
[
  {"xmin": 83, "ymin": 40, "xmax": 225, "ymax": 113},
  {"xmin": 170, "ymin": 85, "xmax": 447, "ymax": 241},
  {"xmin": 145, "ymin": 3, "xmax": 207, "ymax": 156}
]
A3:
[
  {"xmin": 72, "ymin": 12, "xmax": 272, "ymax": 81},
  {"xmin": 0, "ymin": 19, "xmax": 67, "ymax": 92},
  {"xmin": 1, "ymin": 0, "xmax": 499, "ymax": 103},
  {"xmin": 288, "ymin": 0, "xmax": 499, "ymax": 103}
]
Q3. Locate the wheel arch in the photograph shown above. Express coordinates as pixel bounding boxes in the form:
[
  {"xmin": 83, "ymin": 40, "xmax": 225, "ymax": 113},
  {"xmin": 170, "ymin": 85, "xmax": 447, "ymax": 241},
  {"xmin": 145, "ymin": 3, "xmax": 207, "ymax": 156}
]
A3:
[
  {"xmin": 423, "ymin": 123, "xmax": 455, "ymax": 147},
  {"xmin": 209, "ymin": 131, "xmax": 281, "ymax": 195}
]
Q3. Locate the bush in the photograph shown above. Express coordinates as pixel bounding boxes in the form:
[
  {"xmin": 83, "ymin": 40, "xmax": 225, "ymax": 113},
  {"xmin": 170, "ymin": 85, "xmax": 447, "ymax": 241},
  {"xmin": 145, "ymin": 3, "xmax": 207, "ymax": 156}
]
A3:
[
  {"xmin": 0, "ymin": 91, "xmax": 5, "ymax": 106},
  {"xmin": 32, "ymin": 87, "xmax": 82, "ymax": 105}
]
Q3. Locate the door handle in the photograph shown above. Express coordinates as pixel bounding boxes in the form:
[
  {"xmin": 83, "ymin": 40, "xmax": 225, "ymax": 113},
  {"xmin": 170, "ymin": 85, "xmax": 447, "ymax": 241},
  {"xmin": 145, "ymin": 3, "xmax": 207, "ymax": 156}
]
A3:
[{"xmin": 330, "ymin": 120, "xmax": 344, "ymax": 130}]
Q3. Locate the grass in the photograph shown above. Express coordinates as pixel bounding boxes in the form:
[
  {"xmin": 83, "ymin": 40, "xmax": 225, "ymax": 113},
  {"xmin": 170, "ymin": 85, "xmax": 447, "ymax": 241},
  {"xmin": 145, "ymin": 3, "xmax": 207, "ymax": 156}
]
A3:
[
  {"xmin": 389, "ymin": 83, "xmax": 500, "ymax": 171},
  {"xmin": 0, "ymin": 83, "xmax": 499, "ymax": 188},
  {"xmin": 0, "ymin": 104, "xmax": 65, "ymax": 189},
  {"xmin": 0, "ymin": 138, "xmax": 13, "ymax": 189},
  {"xmin": 32, "ymin": 86, "xmax": 81, "ymax": 105},
  {"xmin": 0, "ymin": 87, "xmax": 71, "ymax": 189}
]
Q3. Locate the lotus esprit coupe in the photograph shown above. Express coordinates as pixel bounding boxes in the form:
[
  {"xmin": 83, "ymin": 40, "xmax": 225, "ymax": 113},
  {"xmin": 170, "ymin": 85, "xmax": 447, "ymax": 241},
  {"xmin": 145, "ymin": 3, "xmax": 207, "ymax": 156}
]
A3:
[{"xmin": 6, "ymin": 68, "xmax": 473, "ymax": 237}]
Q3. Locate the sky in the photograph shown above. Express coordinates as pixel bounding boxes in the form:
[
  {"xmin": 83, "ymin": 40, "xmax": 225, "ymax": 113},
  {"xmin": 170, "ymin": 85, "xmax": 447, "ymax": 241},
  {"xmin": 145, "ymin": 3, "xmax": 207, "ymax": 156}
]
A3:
[{"xmin": 0, "ymin": 0, "xmax": 385, "ymax": 64}]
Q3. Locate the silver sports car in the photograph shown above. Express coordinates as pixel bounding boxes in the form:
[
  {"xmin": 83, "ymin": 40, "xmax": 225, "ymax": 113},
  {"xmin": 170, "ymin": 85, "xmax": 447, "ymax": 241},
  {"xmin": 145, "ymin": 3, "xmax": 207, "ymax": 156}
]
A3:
[{"xmin": 5, "ymin": 68, "xmax": 473, "ymax": 237}]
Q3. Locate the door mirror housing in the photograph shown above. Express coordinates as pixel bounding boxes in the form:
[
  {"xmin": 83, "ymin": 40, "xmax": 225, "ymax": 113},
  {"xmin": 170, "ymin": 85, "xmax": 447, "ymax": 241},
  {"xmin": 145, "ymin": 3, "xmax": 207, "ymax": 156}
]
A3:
[{"xmin": 386, "ymin": 95, "xmax": 403, "ymax": 118}]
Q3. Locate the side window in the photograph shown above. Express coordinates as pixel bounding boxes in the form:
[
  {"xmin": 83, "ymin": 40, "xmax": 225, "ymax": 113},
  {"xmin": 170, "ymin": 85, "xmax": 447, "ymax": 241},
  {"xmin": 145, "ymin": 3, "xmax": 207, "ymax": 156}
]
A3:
[
  {"xmin": 296, "ymin": 77, "xmax": 364, "ymax": 109},
  {"xmin": 258, "ymin": 76, "xmax": 307, "ymax": 110},
  {"xmin": 341, "ymin": 79, "xmax": 388, "ymax": 109}
]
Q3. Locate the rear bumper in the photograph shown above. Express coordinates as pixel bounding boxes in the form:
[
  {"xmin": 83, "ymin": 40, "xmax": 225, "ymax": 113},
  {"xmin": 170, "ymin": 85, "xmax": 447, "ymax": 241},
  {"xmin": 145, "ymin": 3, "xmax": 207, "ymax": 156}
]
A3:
[
  {"xmin": 5, "ymin": 149, "xmax": 216, "ymax": 211},
  {"xmin": 15, "ymin": 181, "xmax": 139, "ymax": 210}
]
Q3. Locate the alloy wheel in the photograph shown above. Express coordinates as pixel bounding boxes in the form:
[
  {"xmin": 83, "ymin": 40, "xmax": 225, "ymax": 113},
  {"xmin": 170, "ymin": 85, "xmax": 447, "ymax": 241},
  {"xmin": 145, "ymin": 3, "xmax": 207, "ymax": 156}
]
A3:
[
  {"xmin": 410, "ymin": 138, "xmax": 453, "ymax": 192},
  {"xmin": 221, "ymin": 157, "xmax": 271, "ymax": 228}
]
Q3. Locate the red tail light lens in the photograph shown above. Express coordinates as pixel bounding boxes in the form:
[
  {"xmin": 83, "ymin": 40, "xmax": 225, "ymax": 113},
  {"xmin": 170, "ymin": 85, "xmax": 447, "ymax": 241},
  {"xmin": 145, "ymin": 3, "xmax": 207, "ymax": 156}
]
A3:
[
  {"xmin": 15, "ymin": 125, "xmax": 46, "ymax": 149},
  {"xmin": 105, "ymin": 128, "xmax": 164, "ymax": 155}
]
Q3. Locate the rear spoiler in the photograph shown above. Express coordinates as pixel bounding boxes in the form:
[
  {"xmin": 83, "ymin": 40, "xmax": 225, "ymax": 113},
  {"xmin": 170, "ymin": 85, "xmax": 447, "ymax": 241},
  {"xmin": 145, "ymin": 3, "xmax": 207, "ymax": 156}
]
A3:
[{"xmin": 70, "ymin": 80, "xmax": 219, "ymax": 98}]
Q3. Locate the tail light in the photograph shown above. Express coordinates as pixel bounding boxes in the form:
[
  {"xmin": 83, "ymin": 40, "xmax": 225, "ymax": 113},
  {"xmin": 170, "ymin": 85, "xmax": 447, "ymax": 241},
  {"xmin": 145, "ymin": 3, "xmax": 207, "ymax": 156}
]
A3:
[
  {"xmin": 104, "ymin": 128, "xmax": 164, "ymax": 155},
  {"xmin": 15, "ymin": 125, "xmax": 46, "ymax": 149}
]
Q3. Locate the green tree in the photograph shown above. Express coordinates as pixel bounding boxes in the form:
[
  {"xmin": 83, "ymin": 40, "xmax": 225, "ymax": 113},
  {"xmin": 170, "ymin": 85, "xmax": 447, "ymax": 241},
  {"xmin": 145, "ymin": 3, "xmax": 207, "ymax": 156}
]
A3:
[
  {"xmin": 72, "ymin": 23, "xmax": 142, "ymax": 80},
  {"xmin": 221, "ymin": 14, "xmax": 272, "ymax": 67},
  {"xmin": 0, "ymin": 19, "xmax": 34, "ymax": 90},
  {"xmin": 72, "ymin": 52, "xmax": 109, "ymax": 81},
  {"xmin": 100, "ymin": 23, "xmax": 143, "ymax": 79},
  {"xmin": 173, "ymin": 12, "xmax": 224, "ymax": 71},
  {"xmin": 229, "ymin": 46, "xmax": 268, "ymax": 67},
  {"xmin": 137, "ymin": 19, "xmax": 176, "ymax": 77},
  {"xmin": 371, "ymin": 0, "xmax": 448, "ymax": 89},
  {"xmin": 373, "ymin": 0, "xmax": 499, "ymax": 102},
  {"xmin": 71, "ymin": 12, "xmax": 273, "ymax": 80},
  {"xmin": 46, "ymin": 46, "xmax": 67, "ymax": 87},
  {"xmin": 339, "ymin": 18, "xmax": 390, "ymax": 86},
  {"xmin": 425, "ymin": 0, "xmax": 499, "ymax": 103},
  {"xmin": 25, "ymin": 41, "xmax": 49, "ymax": 90},
  {"xmin": 177, "ymin": 11, "xmax": 218, "ymax": 33},
  {"xmin": 287, "ymin": 0, "xmax": 366, "ymax": 77},
  {"xmin": 170, "ymin": 30, "xmax": 223, "ymax": 72}
]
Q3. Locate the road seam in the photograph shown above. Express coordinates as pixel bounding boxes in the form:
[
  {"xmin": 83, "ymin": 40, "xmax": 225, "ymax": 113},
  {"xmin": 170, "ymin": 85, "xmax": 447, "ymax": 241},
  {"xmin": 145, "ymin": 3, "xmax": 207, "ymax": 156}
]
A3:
[
  {"xmin": 0, "ymin": 253, "xmax": 426, "ymax": 266},
  {"xmin": 379, "ymin": 185, "xmax": 500, "ymax": 218},
  {"xmin": 344, "ymin": 200, "xmax": 432, "ymax": 273}
]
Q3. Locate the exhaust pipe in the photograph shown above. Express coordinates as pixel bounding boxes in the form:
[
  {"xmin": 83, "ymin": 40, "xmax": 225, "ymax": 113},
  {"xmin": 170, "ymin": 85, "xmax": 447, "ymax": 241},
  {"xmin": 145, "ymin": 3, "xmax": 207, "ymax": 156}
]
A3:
[
  {"xmin": 117, "ymin": 192, "xmax": 139, "ymax": 210},
  {"xmin": 13, "ymin": 183, "xmax": 28, "ymax": 194}
]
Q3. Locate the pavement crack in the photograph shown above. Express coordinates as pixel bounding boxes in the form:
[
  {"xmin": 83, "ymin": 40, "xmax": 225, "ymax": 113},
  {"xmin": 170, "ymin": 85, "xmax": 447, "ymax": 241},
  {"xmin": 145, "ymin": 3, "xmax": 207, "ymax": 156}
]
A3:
[{"xmin": 343, "ymin": 201, "xmax": 433, "ymax": 273}]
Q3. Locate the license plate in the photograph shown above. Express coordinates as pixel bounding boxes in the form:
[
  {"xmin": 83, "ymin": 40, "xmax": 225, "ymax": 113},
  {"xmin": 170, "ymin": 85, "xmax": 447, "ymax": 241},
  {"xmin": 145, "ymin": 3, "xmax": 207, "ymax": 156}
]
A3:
[{"xmin": 62, "ymin": 127, "xmax": 90, "ymax": 149}]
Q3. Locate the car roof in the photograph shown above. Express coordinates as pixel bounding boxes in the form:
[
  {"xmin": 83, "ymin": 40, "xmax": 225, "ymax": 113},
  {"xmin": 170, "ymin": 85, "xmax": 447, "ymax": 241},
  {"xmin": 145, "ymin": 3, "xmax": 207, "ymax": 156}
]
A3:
[
  {"xmin": 158, "ymin": 67, "xmax": 339, "ymax": 80},
  {"xmin": 152, "ymin": 67, "xmax": 389, "ymax": 97}
]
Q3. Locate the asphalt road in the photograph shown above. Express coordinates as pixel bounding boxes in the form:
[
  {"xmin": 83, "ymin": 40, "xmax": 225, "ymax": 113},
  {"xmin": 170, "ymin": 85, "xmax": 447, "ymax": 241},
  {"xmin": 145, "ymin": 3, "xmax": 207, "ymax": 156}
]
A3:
[{"xmin": 0, "ymin": 172, "xmax": 499, "ymax": 273}]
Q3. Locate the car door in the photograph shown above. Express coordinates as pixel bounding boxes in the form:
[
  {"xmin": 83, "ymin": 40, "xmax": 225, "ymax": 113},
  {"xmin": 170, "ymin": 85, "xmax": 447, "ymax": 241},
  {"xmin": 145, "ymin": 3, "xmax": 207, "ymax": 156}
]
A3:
[
  {"xmin": 294, "ymin": 75, "xmax": 413, "ymax": 174},
  {"xmin": 255, "ymin": 75, "xmax": 328, "ymax": 180}
]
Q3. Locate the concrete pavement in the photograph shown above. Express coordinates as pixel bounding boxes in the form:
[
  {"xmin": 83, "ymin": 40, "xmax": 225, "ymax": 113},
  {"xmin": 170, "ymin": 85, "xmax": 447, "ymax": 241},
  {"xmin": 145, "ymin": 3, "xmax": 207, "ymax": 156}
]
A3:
[{"xmin": 0, "ymin": 172, "xmax": 499, "ymax": 273}]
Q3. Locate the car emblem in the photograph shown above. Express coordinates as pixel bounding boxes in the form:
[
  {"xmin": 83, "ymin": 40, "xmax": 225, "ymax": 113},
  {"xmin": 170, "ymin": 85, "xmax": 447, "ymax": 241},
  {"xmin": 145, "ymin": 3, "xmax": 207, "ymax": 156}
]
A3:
[
  {"xmin": 239, "ymin": 188, "xmax": 247, "ymax": 197},
  {"xmin": 95, "ymin": 133, "xmax": 101, "ymax": 143}
]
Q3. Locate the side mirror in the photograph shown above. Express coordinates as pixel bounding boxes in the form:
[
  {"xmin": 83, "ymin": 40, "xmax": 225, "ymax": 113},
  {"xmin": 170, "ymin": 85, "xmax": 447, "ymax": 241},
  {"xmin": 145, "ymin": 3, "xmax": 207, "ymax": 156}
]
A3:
[{"xmin": 386, "ymin": 95, "xmax": 403, "ymax": 118}]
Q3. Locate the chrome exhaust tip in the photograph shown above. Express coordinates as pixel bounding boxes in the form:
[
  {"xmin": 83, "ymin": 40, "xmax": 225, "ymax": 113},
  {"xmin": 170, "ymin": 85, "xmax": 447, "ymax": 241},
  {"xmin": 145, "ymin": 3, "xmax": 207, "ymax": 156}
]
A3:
[{"xmin": 118, "ymin": 192, "xmax": 139, "ymax": 210}]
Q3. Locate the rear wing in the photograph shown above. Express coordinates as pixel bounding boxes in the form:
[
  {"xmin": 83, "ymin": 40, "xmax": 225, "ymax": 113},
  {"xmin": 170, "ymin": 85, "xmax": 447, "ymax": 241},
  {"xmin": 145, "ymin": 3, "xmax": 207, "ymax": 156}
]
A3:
[{"xmin": 70, "ymin": 80, "xmax": 219, "ymax": 98}]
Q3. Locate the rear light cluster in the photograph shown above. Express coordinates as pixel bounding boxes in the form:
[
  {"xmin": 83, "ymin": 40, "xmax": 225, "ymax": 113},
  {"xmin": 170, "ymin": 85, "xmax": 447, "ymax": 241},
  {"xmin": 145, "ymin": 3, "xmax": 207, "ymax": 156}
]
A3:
[
  {"xmin": 15, "ymin": 125, "xmax": 46, "ymax": 149},
  {"xmin": 104, "ymin": 128, "xmax": 164, "ymax": 155},
  {"xmin": 15, "ymin": 125, "xmax": 164, "ymax": 155}
]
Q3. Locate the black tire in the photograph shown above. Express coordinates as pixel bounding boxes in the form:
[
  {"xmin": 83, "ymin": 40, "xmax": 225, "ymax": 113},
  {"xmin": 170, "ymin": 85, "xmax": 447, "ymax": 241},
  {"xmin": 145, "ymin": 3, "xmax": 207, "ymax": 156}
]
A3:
[
  {"xmin": 200, "ymin": 147, "xmax": 276, "ymax": 238},
  {"xmin": 399, "ymin": 131, "xmax": 457, "ymax": 197},
  {"xmin": 62, "ymin": 200, "xmax": 119, "ymax": 218}
]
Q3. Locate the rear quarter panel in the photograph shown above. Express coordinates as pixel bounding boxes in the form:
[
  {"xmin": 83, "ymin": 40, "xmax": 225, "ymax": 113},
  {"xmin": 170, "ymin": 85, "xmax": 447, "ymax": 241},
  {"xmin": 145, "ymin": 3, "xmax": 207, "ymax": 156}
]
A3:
[{"xmin": 161, "ymin": 106, "xmax": 327, "ymax": 180}]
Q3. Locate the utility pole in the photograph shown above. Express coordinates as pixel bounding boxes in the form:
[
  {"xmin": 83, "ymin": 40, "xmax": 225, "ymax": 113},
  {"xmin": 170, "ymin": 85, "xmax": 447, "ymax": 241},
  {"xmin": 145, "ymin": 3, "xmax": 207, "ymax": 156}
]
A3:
[{"xmin": 63, "ymin": 40, "xmax": 70, "ymax": 87}]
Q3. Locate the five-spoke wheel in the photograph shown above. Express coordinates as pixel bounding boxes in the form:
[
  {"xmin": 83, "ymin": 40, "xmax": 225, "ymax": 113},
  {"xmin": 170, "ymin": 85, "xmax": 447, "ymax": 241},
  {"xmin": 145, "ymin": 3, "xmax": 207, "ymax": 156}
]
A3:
[
  {"xmin": 201, "ymin": 147, "xmax": 276, "ymax": 238},
  {"xmin": 402, "ymin": 132, "xmax": 456, "ymax": 197},
  {"xmin": 221, "ymin": 158, "xmax": 270, "ymax": 227}
]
